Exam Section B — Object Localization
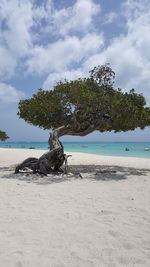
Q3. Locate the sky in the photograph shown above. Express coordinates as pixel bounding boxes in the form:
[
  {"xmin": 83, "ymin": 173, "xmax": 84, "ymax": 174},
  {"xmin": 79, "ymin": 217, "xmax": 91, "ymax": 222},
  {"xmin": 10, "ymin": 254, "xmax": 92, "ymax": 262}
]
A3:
[{"xmin": 0, "ymin": 0, "xmax": 150, "ymax": 142}]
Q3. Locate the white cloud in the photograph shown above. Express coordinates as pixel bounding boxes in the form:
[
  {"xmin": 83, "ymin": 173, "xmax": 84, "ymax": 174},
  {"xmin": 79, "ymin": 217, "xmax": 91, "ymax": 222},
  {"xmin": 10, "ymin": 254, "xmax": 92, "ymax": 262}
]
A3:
[
  {"xmin": 0, "ymin": 47, "xmax": 17, "ymax": 79},
  {"xmin": 0, "ymin": 0, "xmax": 35, "ymax": 80},
  {"xmin": 123, "ymin": 0, "xmax": 148, "ymax": 17},
  {"xmin": 0, "ymin": 0, "xmax": 34, "ymax": 57},
  {"xmin": 0, "ymin": 83, "xmax": 24, "ymax": 103},
  {"xmin": 0, "ymin": 0, "xmax": 101, "ymax": 81},
  {"xmin": 50, "ymin": 0, "xmax": 101, "ymax": 36},
  {"xmin": 26, "ymin": 33, "xmax": 104, "ymax": 75},
  {"xmin": 103, "ymin": 11, "xmax": 118, "ymax": 24},
  {"xmin": 0, "ymin": 0, "xmax": 53, "ymax": 80}
]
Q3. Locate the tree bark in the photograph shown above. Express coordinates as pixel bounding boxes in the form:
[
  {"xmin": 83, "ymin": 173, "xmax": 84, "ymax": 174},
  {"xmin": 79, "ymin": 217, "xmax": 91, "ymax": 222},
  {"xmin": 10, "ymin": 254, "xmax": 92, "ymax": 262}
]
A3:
[
  {"xmin": 39, "ymin": 126, "xmax": 65, "ymax": 174},
  {"xmin": 15, "ymin": 127, "xmax": 66, "ymax": 175}
]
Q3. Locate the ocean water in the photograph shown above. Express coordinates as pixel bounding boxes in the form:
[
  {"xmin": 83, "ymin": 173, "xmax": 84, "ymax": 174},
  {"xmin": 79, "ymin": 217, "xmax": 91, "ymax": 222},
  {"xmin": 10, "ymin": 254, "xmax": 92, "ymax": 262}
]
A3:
[{"xmin": 0, "ymin": 141, "xmax": 150, "ymax": 159}]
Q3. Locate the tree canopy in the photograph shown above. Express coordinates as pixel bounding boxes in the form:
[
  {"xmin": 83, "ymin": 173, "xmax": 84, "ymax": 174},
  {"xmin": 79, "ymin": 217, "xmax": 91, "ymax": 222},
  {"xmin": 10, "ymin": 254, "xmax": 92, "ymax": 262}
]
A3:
[
  {"xmin": 18, "ymin": 64, "xmax": 150, "ymax": 137},
  {"xmin": 0, "ymin": 131, "xmax": 9, "ymax": 141}
]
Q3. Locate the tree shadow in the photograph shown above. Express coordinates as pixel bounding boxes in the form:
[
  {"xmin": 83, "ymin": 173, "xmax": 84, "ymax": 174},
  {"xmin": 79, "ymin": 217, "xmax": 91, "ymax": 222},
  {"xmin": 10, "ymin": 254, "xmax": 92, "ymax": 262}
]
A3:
[
  {"xmin": 0, "ymin": 164, "xmax": 149, "ymax": 185},
  {"xmin": 69, "ymin": 165, "xmax": 150, "ymax": 181},
  {"xmin": 0, "ymin": 166, "xmax": 69, "ymax": 185}
]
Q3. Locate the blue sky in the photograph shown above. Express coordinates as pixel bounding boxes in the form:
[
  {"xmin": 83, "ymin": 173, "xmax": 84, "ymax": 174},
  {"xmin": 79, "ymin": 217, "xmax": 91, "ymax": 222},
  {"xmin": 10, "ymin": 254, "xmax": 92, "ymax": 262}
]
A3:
[{"xmin": 0, "ymin": 0, "xmax": 150, "ymax": 142}]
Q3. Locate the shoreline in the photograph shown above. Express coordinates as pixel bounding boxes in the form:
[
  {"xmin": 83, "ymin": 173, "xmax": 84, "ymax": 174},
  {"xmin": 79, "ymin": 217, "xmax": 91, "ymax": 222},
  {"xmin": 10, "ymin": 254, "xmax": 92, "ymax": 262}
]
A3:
[
  {"xmin": 0, "ymin": 140, "xmax": 150, "ymax": 160},
  {"xmin": 0, "ymin": 148, "xmax": 149, "ymax": 169},
  {"xmin": 0, "ymin": 147, "xmax": 150, "ymax": 161}
]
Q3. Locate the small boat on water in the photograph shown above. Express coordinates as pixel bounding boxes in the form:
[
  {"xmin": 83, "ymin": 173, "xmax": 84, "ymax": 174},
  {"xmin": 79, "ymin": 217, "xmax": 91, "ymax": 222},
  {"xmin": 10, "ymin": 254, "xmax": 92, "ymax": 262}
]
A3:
[
  {"xmin": 125, "ymin": 147, "xmax": 130, "ymax": 151},
  {"xmin": 144, "ymin": 147, "xmax": 149, "ymax": 151},
  {"xmin": 29, "ymin": 146, "xmax": 35, "ymax": 149}
]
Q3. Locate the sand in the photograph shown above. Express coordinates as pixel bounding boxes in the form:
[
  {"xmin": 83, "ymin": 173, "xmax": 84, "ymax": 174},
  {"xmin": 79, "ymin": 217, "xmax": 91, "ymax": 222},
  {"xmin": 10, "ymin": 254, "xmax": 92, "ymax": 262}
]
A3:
[{"xmin": 0, "ymin": 148, "xmax": 150, "ymax": 267}]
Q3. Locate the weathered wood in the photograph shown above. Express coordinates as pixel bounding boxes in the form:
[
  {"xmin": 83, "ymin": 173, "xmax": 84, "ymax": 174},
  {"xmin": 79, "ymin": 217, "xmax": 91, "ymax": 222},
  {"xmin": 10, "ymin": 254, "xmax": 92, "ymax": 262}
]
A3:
[
  {"xmin": 15, "ymin": 127, "xmax": 66, "ymax": 175},
  {"xmin": 15, "ymin": 157, "xmax": 39, "ymax": 173}
]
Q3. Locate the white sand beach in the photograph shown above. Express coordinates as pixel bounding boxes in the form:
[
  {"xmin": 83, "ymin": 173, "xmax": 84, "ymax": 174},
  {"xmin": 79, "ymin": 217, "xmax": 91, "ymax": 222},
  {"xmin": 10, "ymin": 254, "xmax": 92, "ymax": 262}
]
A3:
[{"xmin": 0, "ymin": 148, "xmax": 150, "ymax": 267}]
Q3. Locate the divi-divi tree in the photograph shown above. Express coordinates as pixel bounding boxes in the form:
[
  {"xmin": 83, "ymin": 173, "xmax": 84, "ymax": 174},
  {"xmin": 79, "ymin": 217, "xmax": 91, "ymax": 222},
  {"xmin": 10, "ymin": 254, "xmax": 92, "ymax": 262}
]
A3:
[{"xmin": 17, "ymin": 64, "xmax": 150, "ymax": 174}]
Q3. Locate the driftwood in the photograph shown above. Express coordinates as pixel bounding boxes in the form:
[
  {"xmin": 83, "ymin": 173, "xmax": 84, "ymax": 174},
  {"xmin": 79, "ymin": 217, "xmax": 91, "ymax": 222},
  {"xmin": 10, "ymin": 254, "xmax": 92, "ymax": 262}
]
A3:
[{"xmin": 15, "ymin": 127, "xmax": 70, "ymax": 175}]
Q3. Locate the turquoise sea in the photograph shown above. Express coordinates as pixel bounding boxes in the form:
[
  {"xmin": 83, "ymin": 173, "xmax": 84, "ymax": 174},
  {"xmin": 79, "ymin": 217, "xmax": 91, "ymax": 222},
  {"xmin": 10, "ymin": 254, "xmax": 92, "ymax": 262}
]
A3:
[{"xmin": 0, "ymin": 141, "xmax": 150, "ymax": 159}]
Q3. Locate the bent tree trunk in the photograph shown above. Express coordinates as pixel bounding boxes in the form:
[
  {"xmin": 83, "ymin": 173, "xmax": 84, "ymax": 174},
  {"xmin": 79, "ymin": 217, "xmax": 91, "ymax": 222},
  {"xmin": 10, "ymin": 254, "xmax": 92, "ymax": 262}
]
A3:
[
  {"xmin": 39, "ymin": 126, "xmax": 65, "ymax": 174},
  {"xmin": 15, "ymin": 121, "xmax": 100, "ymax": 175},
  {"xmin": 15, "ymin": 126, "xmax": 66, "ymax": 175}
]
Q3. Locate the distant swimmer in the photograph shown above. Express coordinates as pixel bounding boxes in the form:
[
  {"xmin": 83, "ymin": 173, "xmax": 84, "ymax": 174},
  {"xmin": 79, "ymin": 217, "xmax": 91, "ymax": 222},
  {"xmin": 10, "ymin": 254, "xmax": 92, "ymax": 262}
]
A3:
[{"xmin": 125, "ymin": 147, "xmax": 130, "ymax": 151}]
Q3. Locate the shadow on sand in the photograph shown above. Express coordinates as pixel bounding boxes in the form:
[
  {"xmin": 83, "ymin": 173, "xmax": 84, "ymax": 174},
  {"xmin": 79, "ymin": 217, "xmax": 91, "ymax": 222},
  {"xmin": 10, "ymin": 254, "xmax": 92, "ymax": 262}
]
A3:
[{"xmin": 0, "ymin": 164, "xmax": 150, "ymax": 185}]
